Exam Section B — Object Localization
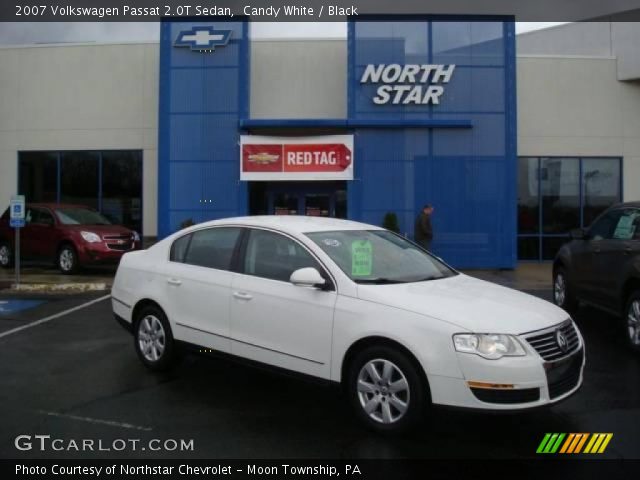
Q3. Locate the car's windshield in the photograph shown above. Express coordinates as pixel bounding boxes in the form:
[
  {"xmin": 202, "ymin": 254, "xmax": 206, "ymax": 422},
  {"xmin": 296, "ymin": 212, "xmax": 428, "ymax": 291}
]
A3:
[
  {"xmin": 55, "ymin": 208, "xmax": 112, "ymax": 225},
  {"xmin": 306, "ymin": 230, "xmax": 457, "ymax": 284}
]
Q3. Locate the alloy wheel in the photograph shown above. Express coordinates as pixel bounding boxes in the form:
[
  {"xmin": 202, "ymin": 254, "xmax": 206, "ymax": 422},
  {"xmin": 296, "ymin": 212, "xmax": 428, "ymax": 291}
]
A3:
[
  {"xmin": 59, "ymin": 249, "xmax": 74, "ymax": 272},
  {"xmin": 357, "ymin": 358, "xmax": 410, "ymax": 424},
  {"xmin": 554, "ymin": 273, "xmax": 566, "ymax": 306},
  {"xmin": 627, "ymin": 300, "xmax": 640, "ymax": 346},
  {"xmin": 138, "ymin": 315, "xmax": 166, "ymax": 362}
]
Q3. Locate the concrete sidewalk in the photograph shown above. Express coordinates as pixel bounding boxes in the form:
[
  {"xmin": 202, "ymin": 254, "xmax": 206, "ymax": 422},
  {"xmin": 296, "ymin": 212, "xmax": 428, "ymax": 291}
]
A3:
[
  {"xmin": 0, "ymin": 262, "xmax": 553, "ymax": 293},
  {"xmin": 462, "ymin": 263, "xmax": 552, "ymax": 291}
]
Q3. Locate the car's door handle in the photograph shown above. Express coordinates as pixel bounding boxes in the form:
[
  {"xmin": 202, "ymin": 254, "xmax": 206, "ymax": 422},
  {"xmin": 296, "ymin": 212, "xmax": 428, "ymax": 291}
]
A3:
[
  {"xmin": 625, "ymin": 247, "xmax": 633, "ymax": 255},
  {"xmin": 233, "ymin": 291, "xmax": 253, "ymax": 301},
  {"xmin": 167, "ymin": 278, "xmax": 182, "ymax": 286}
]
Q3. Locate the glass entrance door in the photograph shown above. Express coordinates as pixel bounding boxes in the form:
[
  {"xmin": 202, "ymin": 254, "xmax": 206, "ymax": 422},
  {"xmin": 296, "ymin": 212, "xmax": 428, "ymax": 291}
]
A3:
[{"xmin": 265, "ymin": 182, "xmax": 346, "ymax": 218}]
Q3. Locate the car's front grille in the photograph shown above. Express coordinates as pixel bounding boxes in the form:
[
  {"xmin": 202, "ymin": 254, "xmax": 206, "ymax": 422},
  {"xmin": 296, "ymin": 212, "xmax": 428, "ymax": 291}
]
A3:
[
  {"xmin": 106, "ymin": 242, "xmax": 133, "ymax": 251},
  {"xmin": 103, "ymin": 234, "xmax": 131, "ymax": 241},
  {"xmin": 546, "ymin": 348, "xmax": 583, "ymax": 399},
  {"xmin": 471, "ymin": 387, "xmax": 540, "ymax": 404},
  {"xmin": 524, "ymin": 320, "xmax": 580, "ymax": 362}
]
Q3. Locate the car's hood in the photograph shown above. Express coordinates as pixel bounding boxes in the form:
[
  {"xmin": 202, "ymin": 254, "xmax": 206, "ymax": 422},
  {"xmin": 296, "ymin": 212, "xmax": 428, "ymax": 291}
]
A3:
[
  {"xmin": 356, "ymin": 273, "xmax": 567, "ymax": 335},
  {"xmin": 64, "ymin": 225, "xmax": 133, "ymax": 236}
]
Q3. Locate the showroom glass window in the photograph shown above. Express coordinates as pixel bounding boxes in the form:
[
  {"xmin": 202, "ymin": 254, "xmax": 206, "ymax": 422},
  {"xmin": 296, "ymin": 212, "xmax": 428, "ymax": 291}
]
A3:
[
  {"xmin": 517, "ymin": 157, "xmax": 622, "ymax": 260},
  {"xmin": 18, "ymin": 151, "xmax": 143, "ymax": 234}
]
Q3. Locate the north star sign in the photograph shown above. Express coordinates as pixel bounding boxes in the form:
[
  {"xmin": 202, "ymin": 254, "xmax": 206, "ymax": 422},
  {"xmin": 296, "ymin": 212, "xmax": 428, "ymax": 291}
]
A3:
[
  {"xmin": 360, "ymin": 64, "xmax": 456, "ymax": 105},
  {"xmin": 174, "ymin": 26, "xmax": 232, "ymax": 51}
]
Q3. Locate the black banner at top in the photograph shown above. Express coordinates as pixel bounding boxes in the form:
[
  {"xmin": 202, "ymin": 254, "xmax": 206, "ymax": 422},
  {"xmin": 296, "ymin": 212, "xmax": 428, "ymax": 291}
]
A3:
[{"xmin": 3, "ymin": 0, "xmax": 640, "ymax": 22}]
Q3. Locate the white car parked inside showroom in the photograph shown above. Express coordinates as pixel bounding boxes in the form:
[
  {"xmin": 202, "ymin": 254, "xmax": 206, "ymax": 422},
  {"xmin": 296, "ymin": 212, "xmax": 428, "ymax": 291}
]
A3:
[{"xmin": 112, "ymin": 216, "xmax": 584, "ymax": 432}]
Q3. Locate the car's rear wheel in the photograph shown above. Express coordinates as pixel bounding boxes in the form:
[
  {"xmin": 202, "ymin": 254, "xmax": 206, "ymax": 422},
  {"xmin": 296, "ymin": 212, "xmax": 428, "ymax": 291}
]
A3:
[
  {"xmin": 553, "ymin": 267, "xmax": 578, "ymax": 313},
  {"xmin": 624, "ymin": 291, "xmax": 640, "ymax": 353},
  {"xmin": 57, "ymin": 244, "xmax": 78, "ymax": 275},
  {"xmin": 0, "ymin": 242, "xmax": 13, "ymax": 269},
  {"xmin": 134, "ymin": 305, "xmax": 176, "ymax": 371},
  {"xmin": 347, "ymin": 345, "xmax": 427, "ymax": 433}
]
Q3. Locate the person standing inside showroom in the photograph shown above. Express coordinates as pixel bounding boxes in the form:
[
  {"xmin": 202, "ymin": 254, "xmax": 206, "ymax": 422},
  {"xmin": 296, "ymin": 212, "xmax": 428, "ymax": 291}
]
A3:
[{"xmin": 414, "ymin": 204, "xmax": 434, "ymax": 251}]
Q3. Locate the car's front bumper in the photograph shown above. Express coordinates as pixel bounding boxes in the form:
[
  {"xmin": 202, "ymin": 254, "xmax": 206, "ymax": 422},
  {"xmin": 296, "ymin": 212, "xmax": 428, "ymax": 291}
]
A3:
[
  {"xmin": 77, "ymin": 242, "xmax": 140, "ymax": 265},
  {"xmin": 429, "ymin": 333, "xmax": 585, "ymax": 411}
]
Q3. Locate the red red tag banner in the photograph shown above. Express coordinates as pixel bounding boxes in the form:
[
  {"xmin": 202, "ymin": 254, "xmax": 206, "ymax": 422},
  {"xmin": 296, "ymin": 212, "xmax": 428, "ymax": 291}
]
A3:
[{"xmin": 240, "ymin": 136, "xmax": 354, "ymax": 181}]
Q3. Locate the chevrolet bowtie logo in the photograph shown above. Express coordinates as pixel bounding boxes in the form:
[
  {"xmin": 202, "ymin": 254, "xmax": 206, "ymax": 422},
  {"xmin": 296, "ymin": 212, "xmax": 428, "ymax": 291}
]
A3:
[{"xmin": 174, "ymin": 26, "xmax": 232, "ymax": 52}]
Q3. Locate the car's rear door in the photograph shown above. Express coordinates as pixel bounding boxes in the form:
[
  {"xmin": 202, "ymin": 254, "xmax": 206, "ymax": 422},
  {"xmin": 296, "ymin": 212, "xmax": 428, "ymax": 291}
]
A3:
[
  {"xmin": 229, "ymin": 228, "xmax": 336, "ymax": 378},
  {"xmin": 161, "ymin": 226, "xmax": 243, "ymax": 353}
]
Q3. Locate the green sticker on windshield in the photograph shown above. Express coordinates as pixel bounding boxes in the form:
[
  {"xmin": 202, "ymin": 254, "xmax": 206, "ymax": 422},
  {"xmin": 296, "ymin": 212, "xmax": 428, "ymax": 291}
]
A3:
[{"xmin": 352, "ymin": 240, "xmax": 373, "ymax": 276}]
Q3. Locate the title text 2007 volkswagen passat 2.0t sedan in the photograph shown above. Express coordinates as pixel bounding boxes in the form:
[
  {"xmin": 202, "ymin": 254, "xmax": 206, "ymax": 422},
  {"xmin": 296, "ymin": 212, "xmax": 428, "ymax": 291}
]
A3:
[{"xmin": 112, "ymin": 217, "xmax": 585, "ymax": 432}]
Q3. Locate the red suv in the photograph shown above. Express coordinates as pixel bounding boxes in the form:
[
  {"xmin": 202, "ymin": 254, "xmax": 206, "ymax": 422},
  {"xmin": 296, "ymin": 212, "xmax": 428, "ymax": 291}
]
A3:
[{"xmin": 0, "ymin": 203, "xmax": 141, "ymax": 274}]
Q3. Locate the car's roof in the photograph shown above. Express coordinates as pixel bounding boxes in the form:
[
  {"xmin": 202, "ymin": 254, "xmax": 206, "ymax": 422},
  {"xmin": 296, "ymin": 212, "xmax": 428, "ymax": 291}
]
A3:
[{"xmin": 191, "ymin": 216, "xmax": 384, "ymax": 234}]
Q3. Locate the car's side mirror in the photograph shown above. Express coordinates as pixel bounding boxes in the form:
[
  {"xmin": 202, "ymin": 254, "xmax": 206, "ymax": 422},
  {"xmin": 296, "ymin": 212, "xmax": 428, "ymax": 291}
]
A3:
[
  {"xmin": 570, "ymin": 228, "xmax": 587, "ymax": 240},
  {"xmin": 290, "ymin": 267, "xmax": 326, "ymax": 288}
]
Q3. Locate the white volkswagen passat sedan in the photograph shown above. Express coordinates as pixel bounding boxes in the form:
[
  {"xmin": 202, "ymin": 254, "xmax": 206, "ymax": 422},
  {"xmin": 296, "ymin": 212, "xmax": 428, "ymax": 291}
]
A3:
[{"xmin": 112, "ymin": 216, "xmax": 584, "ymax": 432}]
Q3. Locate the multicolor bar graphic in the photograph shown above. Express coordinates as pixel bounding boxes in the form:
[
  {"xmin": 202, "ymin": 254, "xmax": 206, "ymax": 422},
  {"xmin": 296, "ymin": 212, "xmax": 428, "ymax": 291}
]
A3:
[{"xmin": 536, "ymin": 433, "xmax": 613, "ymax": 454}]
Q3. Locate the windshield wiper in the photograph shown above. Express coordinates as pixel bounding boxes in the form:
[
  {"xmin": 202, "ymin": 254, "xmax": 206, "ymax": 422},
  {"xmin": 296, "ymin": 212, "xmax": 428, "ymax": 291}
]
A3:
[
  {"xmin": 411, "ymin": 275, "xmax": 445, "ymax": 282},
  {"xmin": 354, "ymin": 278, "xmax": 406, "ymax": 284}
]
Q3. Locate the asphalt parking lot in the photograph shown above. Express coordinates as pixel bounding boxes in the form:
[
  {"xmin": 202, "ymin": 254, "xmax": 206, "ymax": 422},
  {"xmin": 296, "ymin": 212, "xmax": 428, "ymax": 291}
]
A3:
[{"xmin": 0, "ymin": 287, "xmax": 639, "ymax": 460}]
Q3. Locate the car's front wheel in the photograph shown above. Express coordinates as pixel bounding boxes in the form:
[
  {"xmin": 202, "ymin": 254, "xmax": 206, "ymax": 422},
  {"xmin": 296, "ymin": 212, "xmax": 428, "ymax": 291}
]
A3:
[
  {"xmin": 347, "ymin": 345, "xmax": 427, "ymax": 433},
  {"xmin": 624, "ymin": 291, "xmax": 640, "ymax": 353},
  {"xmin": 553, "ymin": 267, "xmax": 578, "ymax": 313},
  {"xmin": 0, "ymin": 242, "xmax": 13, "ymax": 269},
  {"xmin": 134, "ymin": 305, "xmax": 176, "ymax": 371},
  {"xmin": 57, "ymin": 244, "xmax": 78, "ymax": 274}
]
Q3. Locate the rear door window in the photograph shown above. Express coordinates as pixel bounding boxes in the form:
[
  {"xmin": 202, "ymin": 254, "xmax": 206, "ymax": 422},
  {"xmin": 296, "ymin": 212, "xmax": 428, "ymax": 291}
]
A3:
[{"xmin": 182, "ymin": 227, "xmax": 242, "ymax": 271}]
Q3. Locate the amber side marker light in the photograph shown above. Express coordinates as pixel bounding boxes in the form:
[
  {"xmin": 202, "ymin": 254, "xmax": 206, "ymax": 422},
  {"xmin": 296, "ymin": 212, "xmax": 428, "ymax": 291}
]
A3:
[{"xmin": 466, "ymin": 381, "xmax": 514, "ymax": 390}]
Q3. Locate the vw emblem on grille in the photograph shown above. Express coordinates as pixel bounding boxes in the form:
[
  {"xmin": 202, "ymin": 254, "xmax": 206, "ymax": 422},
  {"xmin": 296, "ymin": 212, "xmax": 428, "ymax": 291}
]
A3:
[{"xmin": 556, "ymin": 330, "xmax": 569, "ymax": 352}]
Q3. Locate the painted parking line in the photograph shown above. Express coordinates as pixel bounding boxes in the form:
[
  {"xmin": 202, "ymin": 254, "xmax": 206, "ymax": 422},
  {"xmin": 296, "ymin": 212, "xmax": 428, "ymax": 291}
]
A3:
[
  {"xmin": 38, "ymin": 410, "xmax": 152, "ymax": 431},
  {"xmin": 0, "ymin": 294, "xmax": 111, "ymax": 340}
]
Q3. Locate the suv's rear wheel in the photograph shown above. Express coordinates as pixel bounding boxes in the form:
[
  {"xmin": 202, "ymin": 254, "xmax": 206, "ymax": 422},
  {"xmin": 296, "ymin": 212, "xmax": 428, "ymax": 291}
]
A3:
[
  {"xmin": 0, "ymin": 242, "xmax": 13, "ymax": 269},
  {"xmin": 57, "ymin": 244, "xmax": 78, "ymax": 274},
  {"xmin": 553, "ymin": 267, "xmax": 578, "ymax": 313},
  {"xmin": 134, "ymin": 305, "xmax": 176, "ymax": 371},
  {"xmin": 347, "ymin": 345, "xmax": 427, "ymax": 433},
  {"xmin": 624, "ymin": 291, "xmax": 640, "ymax": 352}
]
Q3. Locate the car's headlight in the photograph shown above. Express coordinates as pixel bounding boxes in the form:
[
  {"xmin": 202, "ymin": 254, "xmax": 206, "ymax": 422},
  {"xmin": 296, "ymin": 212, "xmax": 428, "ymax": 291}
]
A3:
[
  {"xmin": 132, "ymin": 231, "xmax": 140, "ymax": 242},
  {"xmin": 80, "ymin": 231, "xmax": 101, "ymax": 243},
  {"xmin": 453, "ymin": 333, "xmax": 526, "ymax": 360}
]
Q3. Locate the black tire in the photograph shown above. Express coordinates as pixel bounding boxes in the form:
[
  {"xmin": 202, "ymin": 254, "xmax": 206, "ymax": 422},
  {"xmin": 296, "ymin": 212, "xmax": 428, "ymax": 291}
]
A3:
[
  {"xmin": 0, "ymin": 241, "xmax": 13, "ymax": 269},
  {"xmin": 623, "ymin": 291, "xmax": 640, "ymax": 353},
  {"xmin": 133, "ymin": 305, "xmax": 176, "ymax": 371},
  {"xmin": 553, "ymin": 267, "xmax": 578, "ymax": 313},
  {"xmin": 57, "ymin": 244, "xmax": 79, "ymax": 275},
  {"xmin": 346, "ymin": 345, "xmax": 428, "ymax": 434}
]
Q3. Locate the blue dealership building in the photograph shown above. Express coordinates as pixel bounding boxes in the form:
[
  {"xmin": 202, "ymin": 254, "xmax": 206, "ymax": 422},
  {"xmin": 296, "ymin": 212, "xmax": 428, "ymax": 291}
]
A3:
[{"xmin": 158, "ymin": 18, "xmax": 517, "ymax": 268}]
